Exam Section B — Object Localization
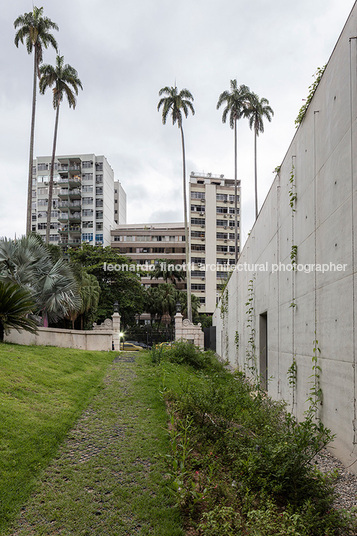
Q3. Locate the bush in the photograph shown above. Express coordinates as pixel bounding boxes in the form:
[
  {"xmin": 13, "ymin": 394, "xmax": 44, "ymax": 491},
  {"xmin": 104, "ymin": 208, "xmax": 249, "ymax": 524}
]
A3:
[{"xmin": 150, "ymin": 341, "xmax": 227, "ymax": 373}]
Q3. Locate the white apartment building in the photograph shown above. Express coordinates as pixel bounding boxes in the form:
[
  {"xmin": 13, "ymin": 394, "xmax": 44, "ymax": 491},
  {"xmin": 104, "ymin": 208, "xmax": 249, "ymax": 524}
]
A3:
[
  {"xmin": 109, "ymin": 173, "xmax": 240, "ymax": 315},
  {"xmin": 190, "ymin": 172, "xmax": 240, "ymax": 313},
  {"xmin": 31, "ymin": 154, "xmax": 126, "ymax": 248},
  {"xmin": 111, "ymin": 222, "xmax": 186, "ymax": 286}
]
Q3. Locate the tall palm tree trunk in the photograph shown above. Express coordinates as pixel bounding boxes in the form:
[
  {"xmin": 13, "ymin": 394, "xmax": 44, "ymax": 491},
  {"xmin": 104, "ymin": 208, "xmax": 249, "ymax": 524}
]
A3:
[
  {"xmin": 180, "ymin": 125, "xmax": 192, "ymax": 322},
  {"xmin": 46, "ymin": 104, "xmax": 60, "ymax": 244},
  {"xmin": 254, "ymin": 130, "xmax": 258, "ymax": 220},
  {"xmin": 234, "ymin": 118, "xmax": 238, "ymax": 265},
  {"xmin": 27, "ymin": 51, "xmax": 38, "ymax": 236}
]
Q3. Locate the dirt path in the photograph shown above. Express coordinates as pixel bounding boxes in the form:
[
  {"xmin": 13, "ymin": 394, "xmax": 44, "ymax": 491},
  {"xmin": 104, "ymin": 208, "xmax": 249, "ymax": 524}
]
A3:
[{"xmin": 8, "ymin": 354, "xmax": 182, "ymax": 536}]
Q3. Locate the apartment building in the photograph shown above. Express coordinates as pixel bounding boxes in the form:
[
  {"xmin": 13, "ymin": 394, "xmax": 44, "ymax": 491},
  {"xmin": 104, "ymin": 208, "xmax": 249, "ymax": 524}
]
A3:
[
  {"xmin": 111, "ymin": 222, "xmax": 186, "ymax": 287},
  {"xmin": 110, "ymin": 172, "xmax": 240, "ymax": 315},
  {"xmin": 190, "ymin": 172, "xmax": 240, "ymax": 313},
  {"xmin": 31, "ymin": 154, "xmax": 126, "ymax": 248}
]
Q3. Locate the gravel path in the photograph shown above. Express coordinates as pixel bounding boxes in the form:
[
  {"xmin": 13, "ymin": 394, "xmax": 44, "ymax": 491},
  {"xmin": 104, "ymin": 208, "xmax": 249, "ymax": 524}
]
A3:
[{"xmin": 312, "ymin": 448, "xmax": 357, "ymax": 513}]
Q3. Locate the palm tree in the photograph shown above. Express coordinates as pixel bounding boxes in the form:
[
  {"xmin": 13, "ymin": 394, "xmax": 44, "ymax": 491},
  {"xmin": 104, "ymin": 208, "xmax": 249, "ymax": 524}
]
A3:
[
  {"xmin": 39, "ymin": 55, "xmax": 83, "ymax": 244},
  {"xmin": 157, "ymin": 86, "xmax": 195, "ymax": 322},
  {"xmin": 14, "ymin": 6, "xmax": 59, "ymax": 236},
  {"xmin": 246, "ymin": 93, "xmax": 274, "ymax": 220},
  {"xmin": 0, "ymin": 236, "xmax": 80, "ymax": 327},
  {"xmin": 150, "ymin": 258, "xmax": 185, "ymax": 288},
  {"xmin": 217, "ymin": 81, "xmax": 252, "ymax": 264},
  {"xmin": 0, "ymin": 281, "xmax": 38, "ymax": 342}
]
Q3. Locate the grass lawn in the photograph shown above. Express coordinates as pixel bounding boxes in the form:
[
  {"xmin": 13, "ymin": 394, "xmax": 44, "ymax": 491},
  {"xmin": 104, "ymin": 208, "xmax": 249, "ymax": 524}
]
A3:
[
  {"xmin": 1, "ymin": 348, "xmax": 183, "ymax": 536},
  {"xmin": 0, "ymin": 343, "xmax": 115, "ymax": 533}
]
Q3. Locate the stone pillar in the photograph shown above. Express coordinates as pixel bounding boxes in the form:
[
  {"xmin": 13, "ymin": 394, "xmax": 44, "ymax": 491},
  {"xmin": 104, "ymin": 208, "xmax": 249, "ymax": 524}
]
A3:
[
  {"xmin": 112, "ymin": 312, "xmax": 121, "ymax": 351},
  {"xmin": 174, "ymin": 312, "xmax": 183, "ymax": 341}
]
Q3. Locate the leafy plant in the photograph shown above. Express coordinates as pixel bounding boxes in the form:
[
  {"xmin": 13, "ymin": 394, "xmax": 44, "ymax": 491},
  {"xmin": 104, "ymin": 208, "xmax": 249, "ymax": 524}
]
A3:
[
  {"xmin": 295, "ymin": 66, "xmax": 326, "ymax": 126},
  {"xmin": 0, "ymin": 281, "xmax": 38, "ymax": 342}
]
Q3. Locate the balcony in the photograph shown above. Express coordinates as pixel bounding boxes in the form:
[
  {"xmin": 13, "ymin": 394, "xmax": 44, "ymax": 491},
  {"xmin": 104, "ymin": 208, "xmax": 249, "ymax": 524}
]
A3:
[
  {"xmin": 59, "ymin": 238, "xmax": 81, "ymax": 246},
  {"xmin": 58, "ymin": 200, "xmax": 81, "ymax": 211}
]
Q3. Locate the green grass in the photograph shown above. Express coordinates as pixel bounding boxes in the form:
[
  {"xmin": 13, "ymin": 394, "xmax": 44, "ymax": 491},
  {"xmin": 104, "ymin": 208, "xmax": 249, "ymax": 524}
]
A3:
[
  {"xmin": 0, "ymin": 343, "xmax": 114, "ymax": 533},
  {"xmin": 2, "ymin": 349, "xmax": 183, "ymax": 536}
]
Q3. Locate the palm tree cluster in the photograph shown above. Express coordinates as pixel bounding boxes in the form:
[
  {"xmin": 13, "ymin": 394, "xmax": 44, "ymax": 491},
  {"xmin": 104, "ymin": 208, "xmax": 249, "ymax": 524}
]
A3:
[
  {"xmin": 157, "ymin": 82, "xmax": 274, "ymax": 286},
  {"xmin": 0, "ymin": 236, "xmax": 100, "ymax": 341},
  {"xmin": 14, "ymin": 6, "xmax": 83, "ymax": 241}
]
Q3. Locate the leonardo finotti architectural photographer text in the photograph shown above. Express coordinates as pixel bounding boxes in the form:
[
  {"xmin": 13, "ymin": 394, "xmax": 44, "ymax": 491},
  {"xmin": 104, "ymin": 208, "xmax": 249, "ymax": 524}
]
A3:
[{"xmin": 103, "ymin": 261, "xmax": 348, "ymax": 274}]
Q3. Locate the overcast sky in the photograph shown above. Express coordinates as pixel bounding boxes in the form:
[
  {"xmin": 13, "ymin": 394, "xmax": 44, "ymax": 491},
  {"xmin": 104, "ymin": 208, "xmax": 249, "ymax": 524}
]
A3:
[{"xmin": 0, "ymin": 0, "xmax": 355, "ymax": 245}]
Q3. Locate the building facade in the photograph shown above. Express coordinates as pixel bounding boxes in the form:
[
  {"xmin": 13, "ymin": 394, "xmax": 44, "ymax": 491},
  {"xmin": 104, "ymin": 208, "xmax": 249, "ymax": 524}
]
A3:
[
  {"xmin": 189, "ymin": 172, "xmax": 240, "ymax": 313},
  {"xmin": 213, "ymin": 2, "xmax": 357, "ymax": 470},
  {"xmin": 109, "ymin": 173, "xmax": 240, "ymax": 315},
  {"xmin": 111, "ymin": 222, "xmax": 186, "ymax": 287},
  {"xmin": 31, "ymin": 154, "xmax": 126, "ymax": 248}
]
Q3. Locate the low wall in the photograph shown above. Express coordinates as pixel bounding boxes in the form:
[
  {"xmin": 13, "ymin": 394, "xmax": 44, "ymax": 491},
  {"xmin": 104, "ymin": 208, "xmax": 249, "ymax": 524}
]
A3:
[{"xmin": 4, "ymin": 327, "xmax": 113, "ymax": 351}]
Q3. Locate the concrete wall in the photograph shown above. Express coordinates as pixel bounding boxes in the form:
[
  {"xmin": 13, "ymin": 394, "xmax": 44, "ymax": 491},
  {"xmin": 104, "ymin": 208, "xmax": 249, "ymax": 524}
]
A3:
[
  {"xmin": 4, "ymin": 327, "xmax": 113, "ymax": 351},
  {"xmin": 213, "ymin": 3, "xmax": 357, "ymax": 470}
]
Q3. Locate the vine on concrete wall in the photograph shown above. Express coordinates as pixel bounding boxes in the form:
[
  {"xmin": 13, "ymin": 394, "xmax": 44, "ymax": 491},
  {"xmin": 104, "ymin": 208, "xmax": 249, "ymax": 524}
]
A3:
[
  {"xmin": 220, "ymin": 290, "xmax": 229, "ymax": 359},
  {"xmin": 306, "ymin": 337, "xmax": 323, "ymax": 421},
  {"xmin": 295, "ymin": 65, "xmax": 326, "ymax": 126},
  {"xmin": 288, "ymin": 164, "xmax": 297, "ymax": 211},
  {"xmin": 287, "ymin": 357, "xmax": 297, "ymax": 411},
  {"xmin": 245, "ymin": 276, "xmax": 258, "ymax": 382}
]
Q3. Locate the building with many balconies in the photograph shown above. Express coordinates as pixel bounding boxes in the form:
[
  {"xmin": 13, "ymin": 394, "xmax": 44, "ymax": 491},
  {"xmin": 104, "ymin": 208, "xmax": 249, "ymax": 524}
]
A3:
[{"xmin": 31, "ymin": 154, "xmax": 126, "ymax": 248}]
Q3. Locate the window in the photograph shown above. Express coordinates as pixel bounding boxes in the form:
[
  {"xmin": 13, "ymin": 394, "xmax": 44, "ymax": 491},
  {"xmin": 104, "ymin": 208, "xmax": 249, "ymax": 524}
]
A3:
[
  {"xmin": 95, "ymin": 162, "xmax": 103, "ymax": 171},
  {"xmin": 217, "ymin": 245, "xmax": 228, "ymax": 252},
  {"xmin": 191, "ymin": 191, "xmax": 205, "ymax": 199},
  {"xmin": 114, "ymin": 199, "xmax": 118, "ymax": 203},
  {"xmin": 114, "ymin": 209, "xmax": 118, "ymax": 214},
  {"xmin": 95, "ymin": 234, "xmax": 103, "ymax": 243},
  {"xmin": 32, "ymin": 191, "xmax": 37, "ymax": 198},
  {"xmin": 31, "ymin": 225, "xmax": 36, "ymax": 232},
  {"xmin": 50, "ymin": 210, "xmax": 59, "ymax": 218},
  {"xmin": 217, "ymin": 271, "xmax": 228, "ymax": 279},
  {"xmin": 96, "ymin": 222, "xmax": 103, "ymax": 230},
  {"xmin": 191, "ymin": 204, "xmax": 205, "ymax": 212},
  {"xmin": 217, "ymin": 232, "xmax": 228, "ymax": 240},
  {"xmin": 216, "ymin": 193, "xmax": 227, "ymax": 201},
  {"xmin": 216, "ymin": 219, "xmax": 226, "ymax": 227},
  {"xmin": 37, "ymin": 223, "xmax": 47, "ymax": 230},
  {"xmin": 192, "ymin": 244, "xmax": 205, "ymax": 251},
  {"xmin": 229, "ymin": 246, "xmax": 237, "ymax": 253},
  {"xmin": 96, "ymin": 211, "xmax": 103, "ymax": 219},
  {"xmin": 32, "ymin": 214, "xmax": 37, "ymax": 221},
  {"xmin": 82, "ymin": 209, "xmax": 93, "ymax": 217},
  {"xmin": 49, "ymin": 235, "xmax": 59, "ymax": 242},
  {"xmin": 229, "ymin": 194, "xmax": 240, "ymax": 202},
  {"xmin": 191, "ymin": 270, "xmax": 204, "ymax": 277},
  {"xmin": 96, "ymin": 187, "xmax": 103, "ymax": 195},
  {"xmin": 37, "ymin": 163, "xmax": 48, "ymax": 171},
  {"xmin": 217, "ymin": 207, "xmax": 227, "ymax": 213},
  {"xmin": 199, "ymin": 297, "xmax": 205, "ymax": 304},
  {"xmin": 191, "ymin": 230, "xmax": 205, "ymax": 238},
  {"xmin": 191, "ymin": 217, "xmax": 205, "ymax": 226},
  {"xmin": 82, "ymin": 173, "xmax": 93, "ymax": 181},
  {"xmin": 191, "ymin": 284, "xmax": 205, "ymax": 291},
  {"xmin": 96, "ymin": 174, "xmax": 103, "ymax": 184},
  {"xmin": 96, "ymin": 199, "xmax": 103, "ymax": 207},
  {"xmin": 82, "ymin": 185, "xmax": 93, "ymax": 193},
  {"xmin": 82, "ymin": 221, "xmax": 93, "ymax": 228},
  {"xmin": 229, "ymin": 207, "xmax": 239, "ymax": 214},
  {"xmin": 82, "ymin": 197, "xmax": 93, "ymax": 205},
  {"xmin": 229, "ymin": 233, "xmax": 237, "ymax": 240},
  {"xmin": 82, "ymin": 161, "xmax": 93, "ymax": 168},
  {"xmin": 191, "ymin": 257, "xmax": 204, "ymax": 264},
  {"xmin": 38, "ymin": 187, "xmax": 48, "ymax": 195},
  {"xmin": 38, "ymin": 199, "xmax": 48, "ymax": 206},
  {"xmin": 82, "ymin": 233, "xmax": 93, "ymax": 241},
  {"xmin": 38, "ymin": 211, "xmax": 47, "ymax": 219}
]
